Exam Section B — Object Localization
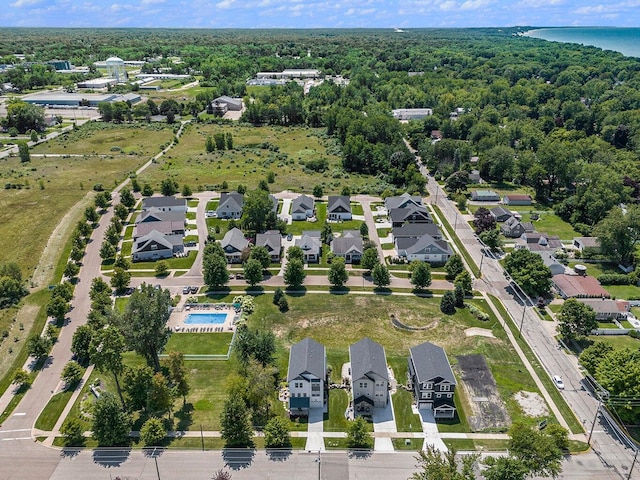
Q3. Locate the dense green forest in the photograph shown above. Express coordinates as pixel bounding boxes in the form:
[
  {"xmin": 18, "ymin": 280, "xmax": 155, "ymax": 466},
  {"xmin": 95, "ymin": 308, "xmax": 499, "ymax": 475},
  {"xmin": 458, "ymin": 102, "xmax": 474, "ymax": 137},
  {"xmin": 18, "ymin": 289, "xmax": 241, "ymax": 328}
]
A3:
[{"xmin": 2, "ymin": 28, "xmax": 640, "ymax": 230}]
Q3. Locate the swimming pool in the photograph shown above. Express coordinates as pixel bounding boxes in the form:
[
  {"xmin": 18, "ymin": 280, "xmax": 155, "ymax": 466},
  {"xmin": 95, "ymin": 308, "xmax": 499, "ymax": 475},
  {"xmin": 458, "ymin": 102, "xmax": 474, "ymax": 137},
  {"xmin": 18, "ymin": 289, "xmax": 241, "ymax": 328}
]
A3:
[{"xmin": 184, "ymin": 313, "xmax": 227, "ymax": 325}]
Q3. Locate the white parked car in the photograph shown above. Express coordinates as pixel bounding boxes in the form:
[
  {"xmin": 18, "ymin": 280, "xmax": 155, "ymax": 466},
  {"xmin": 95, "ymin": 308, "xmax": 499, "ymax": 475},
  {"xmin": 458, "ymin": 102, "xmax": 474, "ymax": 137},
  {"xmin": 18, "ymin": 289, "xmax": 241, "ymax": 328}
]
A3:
[{"xmin": 552, "ymin": 375, "xmax": 565, "ymax": 390}]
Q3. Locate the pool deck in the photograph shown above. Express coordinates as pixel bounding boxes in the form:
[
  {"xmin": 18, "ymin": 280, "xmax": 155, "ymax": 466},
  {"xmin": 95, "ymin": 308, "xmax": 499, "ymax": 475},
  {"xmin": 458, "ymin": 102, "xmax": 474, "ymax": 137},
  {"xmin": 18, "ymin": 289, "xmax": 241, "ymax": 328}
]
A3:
[{"xmin": 169, "ymin": 303, "xmax": 238, "ymax": 333}]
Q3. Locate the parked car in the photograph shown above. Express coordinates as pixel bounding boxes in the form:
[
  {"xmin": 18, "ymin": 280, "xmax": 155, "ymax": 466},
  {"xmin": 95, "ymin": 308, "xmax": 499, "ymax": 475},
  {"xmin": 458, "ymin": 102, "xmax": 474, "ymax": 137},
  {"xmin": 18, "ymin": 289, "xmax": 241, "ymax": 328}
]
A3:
[
  {"xmin": 235, "ymin": 273, "xmax": 244, "ymax": 280},
  {"xmin": 190, "ymin": 286, "xmax": 198, "ymax": 294},
  {"xmin": 287, "ymin": 233, "xmax": 293, "ymax": 241},
  {"xmin": 552, "ymin": 375, "xmax": 565, "ymax": 389},
  {"xmin": 182, "ymin": 286, "xmax": 190, "ymax": 294}
]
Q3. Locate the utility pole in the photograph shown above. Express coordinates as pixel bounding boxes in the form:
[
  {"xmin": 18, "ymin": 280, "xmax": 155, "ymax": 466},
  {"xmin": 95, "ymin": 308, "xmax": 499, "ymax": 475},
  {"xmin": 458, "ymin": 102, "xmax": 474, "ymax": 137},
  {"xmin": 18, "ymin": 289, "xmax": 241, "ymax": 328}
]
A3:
[
  {"xmin": 588, "ymin": 399, "xmax": 601, "ymax": 445},
  {"xmin": 519, "ymin": 306, "xmax": 526, "ymax": 337},
  {"xmin": 316, "ymin": 450, "xmax": 321, "ymax": 480},
  {"xmin": 627, "ymin": 449, "xmax": 638, "ymax": 480}
]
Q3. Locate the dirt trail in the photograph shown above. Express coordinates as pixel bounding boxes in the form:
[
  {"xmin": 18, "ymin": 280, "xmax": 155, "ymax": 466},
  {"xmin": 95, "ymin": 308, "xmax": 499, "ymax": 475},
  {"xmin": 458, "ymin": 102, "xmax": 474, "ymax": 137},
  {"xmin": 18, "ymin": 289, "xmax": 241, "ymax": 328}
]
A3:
[{"xmin": 30, "ymin": 191, "xmax": 95, "ymax": 290}]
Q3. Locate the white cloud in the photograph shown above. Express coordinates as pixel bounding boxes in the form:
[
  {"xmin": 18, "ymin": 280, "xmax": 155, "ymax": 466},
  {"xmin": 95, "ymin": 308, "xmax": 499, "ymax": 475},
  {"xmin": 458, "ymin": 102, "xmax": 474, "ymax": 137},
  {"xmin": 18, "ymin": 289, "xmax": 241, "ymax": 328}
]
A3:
[
  {"xmin": 10, "ymin": 0, "xmax": 43, "ymax": 7},
  {"xmin": 574, "ymin": 4, "xmax": 612, "ymax": 14},
  {"xmin": 517, "ymin": 0, "xmax": 564, "ymax": 6},
  {"xmin": 439, "ymin": 1, "xmax": 456, "ymax": 11},
  {"xmin": 216, "ymin": 0, "xmax": 236, "ymax": 8},
  {"xmin": 141, "ymin": 0, "xmax": 166, "ymax": 4},
  {"xmin": 460, "ymin": 0, "xmax": 493, "ymax": 10}
]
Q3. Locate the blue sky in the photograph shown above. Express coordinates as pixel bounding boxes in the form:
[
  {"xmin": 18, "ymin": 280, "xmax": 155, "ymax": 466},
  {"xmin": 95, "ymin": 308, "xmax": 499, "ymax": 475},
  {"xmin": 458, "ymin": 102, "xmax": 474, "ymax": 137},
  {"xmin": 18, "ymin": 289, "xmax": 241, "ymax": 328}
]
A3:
[{"xmin": 4, "ymin": 0, "xmax": 640, "ymax": 28}]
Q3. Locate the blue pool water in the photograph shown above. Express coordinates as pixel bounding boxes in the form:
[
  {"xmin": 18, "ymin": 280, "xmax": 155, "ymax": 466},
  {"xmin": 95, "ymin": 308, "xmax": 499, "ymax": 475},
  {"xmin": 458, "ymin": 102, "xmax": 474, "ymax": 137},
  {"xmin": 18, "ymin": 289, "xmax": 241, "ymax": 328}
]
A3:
[{"xmin": 184, "ymin": 313, "xmax": 227, "ymax": 325}]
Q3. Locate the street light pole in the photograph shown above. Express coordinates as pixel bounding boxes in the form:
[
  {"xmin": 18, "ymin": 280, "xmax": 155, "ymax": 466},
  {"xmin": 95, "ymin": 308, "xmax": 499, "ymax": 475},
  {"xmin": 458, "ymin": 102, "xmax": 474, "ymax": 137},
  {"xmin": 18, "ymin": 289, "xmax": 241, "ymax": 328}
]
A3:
[
  {"xmin": 316, "ymin": 451, "xmax": 321, "ymax": 480},
  {"xmin": 627, "ymin": 449, "xmax": 638, "ymax": 480},
  {"xmin": 519, "ymin": 306, "xmax": 526, "ymax": 337},
  {"xmin": 588, "ymin": 399, "xmax": 602, "ymax": 445}
]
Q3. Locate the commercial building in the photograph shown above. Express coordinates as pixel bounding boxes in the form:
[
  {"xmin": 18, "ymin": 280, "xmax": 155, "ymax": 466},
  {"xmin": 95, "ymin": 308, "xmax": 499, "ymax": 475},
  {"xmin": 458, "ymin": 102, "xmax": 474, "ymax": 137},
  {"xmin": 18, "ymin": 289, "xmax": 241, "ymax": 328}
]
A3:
[{"xmin": 21, "ymin": 92, "xmax": 140, "ymax": 107}]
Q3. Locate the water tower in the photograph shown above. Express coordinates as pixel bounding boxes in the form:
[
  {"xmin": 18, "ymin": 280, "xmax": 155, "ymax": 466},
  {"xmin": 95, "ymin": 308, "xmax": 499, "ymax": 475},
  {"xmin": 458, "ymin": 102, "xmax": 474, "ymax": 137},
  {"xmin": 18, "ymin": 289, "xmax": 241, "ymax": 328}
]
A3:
[{"xmin": 106, "ymin": 56, "xmax": 127, "ymax": 83}]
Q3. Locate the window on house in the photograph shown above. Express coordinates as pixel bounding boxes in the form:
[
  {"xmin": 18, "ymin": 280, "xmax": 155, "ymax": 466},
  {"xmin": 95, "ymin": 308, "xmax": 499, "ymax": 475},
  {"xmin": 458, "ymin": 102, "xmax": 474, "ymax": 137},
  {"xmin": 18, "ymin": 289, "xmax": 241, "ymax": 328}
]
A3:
[
  {"xmin": 441, "ymin": 384, "xmax": 450, "ymax": 392},
  {"xmin": 425, "ymin": 383, "xmax": 433, "ymax": 390},
  {"xmin": 436, "ymin": 394, "xmax": 441, "ymax": 398}
]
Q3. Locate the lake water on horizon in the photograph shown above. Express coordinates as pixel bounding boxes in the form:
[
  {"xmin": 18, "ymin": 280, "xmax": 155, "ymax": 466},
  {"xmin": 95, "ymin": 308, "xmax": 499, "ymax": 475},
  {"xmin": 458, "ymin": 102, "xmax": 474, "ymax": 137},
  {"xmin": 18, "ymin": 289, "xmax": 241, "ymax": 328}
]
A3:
[{"xmin": 525, "ymin": 27, "xmax": 640, "ymax": 59}]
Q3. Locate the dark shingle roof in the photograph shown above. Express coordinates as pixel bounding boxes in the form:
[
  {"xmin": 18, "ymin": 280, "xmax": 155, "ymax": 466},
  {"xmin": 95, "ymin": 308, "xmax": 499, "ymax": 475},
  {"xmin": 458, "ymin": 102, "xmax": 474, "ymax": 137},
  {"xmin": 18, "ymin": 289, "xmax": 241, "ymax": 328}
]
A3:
[
  {"xmin": 327, "ymin": 195, "xmax": 351, "ymax": 214},
  {"xmin": 389, "ymin": 205, "xmax": 432, "ymax": 224},
  {"xmin": 287, "ymin": 338, "xmax": 325, "ymax": 382},
  {"xmin": 384, "ymin": 193, "xmax": 423, "ymax": 210},
  {"xmin": 350, "ymin": 338, "xmax": 388, "ymax": 382},
  {"xmin": 392, "ymin": 223, "xmax": 442, "ymax": 239},
  {"xmin": 395, "ymin": 235, "xmax": 452, "ymax": 255},
  {"xmin": 331, "ymin": 231, "xmax": 363, "ymax": 256},
  {"xmin": 221, "ymin": 227, "xmax": 248, "ymax": 252},
  {"xmin": 217, "ymin": 192, "xmax": 244, "ymax": 213},
  {"xmin": 255, "ymin": 230, "xmax": 281, "ymax": 254},
  {"xmin": 137, "ymin": 208, "xmax": 185, "ymax": 224},
  {"xmin": 292, "ymin": 195, "xmax": 314, "ymax": 214},
  {"xmin": 409, "ymin": 342, "xmax": 456, "ymax": 385},
  {"xmin": 142, "ymin": 196, "xmax": 186, "ymax": 210}
]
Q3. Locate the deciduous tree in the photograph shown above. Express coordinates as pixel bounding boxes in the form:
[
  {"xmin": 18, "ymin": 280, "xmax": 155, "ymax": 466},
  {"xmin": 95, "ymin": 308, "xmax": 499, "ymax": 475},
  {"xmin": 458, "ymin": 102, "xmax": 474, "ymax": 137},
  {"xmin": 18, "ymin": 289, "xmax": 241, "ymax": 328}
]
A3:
[
  {"xmin": 220, "ymin": 395, "xmax": 253, "ymax": 448},
  {"xmin": 264, "ymin": 416, "xmax": 291, "ymax": 448},
  {"xmin": 92, "ymin": 392, "xmax": 132, "ymax": 446},
  {"xmin": 372, "ymin": 263, "xmax": 390, "ymax": 288},
  {"xmin": 558, "ymin": 298, "xmax": 597, "ymax": 340},
  {"xmin": 412, "ymin": 446, "xmax": 477, "ymax": 480},
  {"xmin": 328, "ymin": 257, "xmax": 348, "ymax": 288},
  {"xmin": 346, "ymin": 417, "xmax": 373, "ymax": 449},
  {"xmin": 90, "ymin": 325, "xmax": 127, "ymax": 407},
  {"xmin": 444, "ymin": 254, "xmax": 464, "ymax": 280},
  {"xmin": 243, "ymin": 259, "xmax": 263, "ymax": 286},
  {"xmin": 140, "ymin": 417, "xmax": 166, "ymax": 446},
  {"xmin": 410, "ymin": 261, "xmax": 432, "ymax": 290},
  {"xmin": 284, "ymin": 258, "xmax": 305, "ymax": 289},
  {"xmin": 504, "ymin": 249, "xmax": 552, "ymax": 297},
  {"xmin": 473, "ymin": 207, "xmax": 496, "ymax": 234}
]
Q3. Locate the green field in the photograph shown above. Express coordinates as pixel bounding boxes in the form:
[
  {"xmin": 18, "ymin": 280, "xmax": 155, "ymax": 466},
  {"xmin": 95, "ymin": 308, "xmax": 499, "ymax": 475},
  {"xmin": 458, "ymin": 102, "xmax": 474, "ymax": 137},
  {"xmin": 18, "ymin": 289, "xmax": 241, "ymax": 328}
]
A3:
[
  {"xmin": 163, "ymin": 332, "xmax": 233, "ymax": 355},
  {"xmin": 137, "ymin": 124, "xmax": 382, "ymax": 195}
]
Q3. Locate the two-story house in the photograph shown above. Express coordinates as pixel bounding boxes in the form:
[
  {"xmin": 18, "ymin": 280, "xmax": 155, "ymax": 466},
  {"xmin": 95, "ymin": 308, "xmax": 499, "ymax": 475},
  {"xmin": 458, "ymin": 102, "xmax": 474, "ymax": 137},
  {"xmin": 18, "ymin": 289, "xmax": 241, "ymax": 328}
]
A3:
[
  {"xmin": 220, "ymin": 227, "xmax": 249, "ymax": 263},
  {"xmin": 287, "ymin": 338, "xmax": 327, "ymax": 416},
  {"xmin": 141, "ymin": 196, "xmax": 187, "ymax": 213},
  {"xmin": 349, "ymin": 338, "xmax": 389, "ymax": 415},
  {"xmin": 216, "ymin": 192, "xmax": 244, "ymax": 219},
  {"xmin": 408, "ymin": 342, "xmax": 456, "ymax": 419},
  {"xmin": 327, "ymin": 195, "xmax": 352, "ymax": 221},
  {"xmin": 291, "ymin": 194, "xmax": 315, "ymax": 221}
]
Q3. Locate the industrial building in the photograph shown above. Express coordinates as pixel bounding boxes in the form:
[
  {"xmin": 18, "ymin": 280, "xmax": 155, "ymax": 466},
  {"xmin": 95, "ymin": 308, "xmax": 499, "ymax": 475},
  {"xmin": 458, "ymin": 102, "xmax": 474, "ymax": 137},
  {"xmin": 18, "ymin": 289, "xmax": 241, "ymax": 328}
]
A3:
[
  {"xmin": 22, "ymin": 92, "xmax": 140, "ymax": 107},
  {"xmin": 76, "ymin": 78, "xmax": 118, "ymax": 89},
  {"xmin": 106, "ymin": 57, "xmax": 127, "ymax": 83},
  {"xmin": 392, "ymin": 108, "xmax": 434, "ymax": 120}
]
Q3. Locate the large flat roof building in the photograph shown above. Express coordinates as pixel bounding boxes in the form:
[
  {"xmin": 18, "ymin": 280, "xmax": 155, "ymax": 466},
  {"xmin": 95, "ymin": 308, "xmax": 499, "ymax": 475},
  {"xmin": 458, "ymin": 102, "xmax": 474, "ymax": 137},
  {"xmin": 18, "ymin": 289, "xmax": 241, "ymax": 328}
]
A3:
[
  {"xmin": 22, "ymin": 92, "xmax": 140, "ymax": 107},
  {"xmin": 392, "ymin": 108, "xmax": 433, "ymax": 120}
]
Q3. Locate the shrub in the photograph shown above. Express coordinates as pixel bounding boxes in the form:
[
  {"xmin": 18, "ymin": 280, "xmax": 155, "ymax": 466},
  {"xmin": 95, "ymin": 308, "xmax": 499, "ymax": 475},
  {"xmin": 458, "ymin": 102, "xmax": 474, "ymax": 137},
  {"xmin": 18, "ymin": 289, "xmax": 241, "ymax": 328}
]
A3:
[
  {"xmin": 466, "ymin": 303, "xmax": 490, "ymax": 321},
  {"xmin": 597, "ymin": 274, "xmax": 631, "ymax": 285}
]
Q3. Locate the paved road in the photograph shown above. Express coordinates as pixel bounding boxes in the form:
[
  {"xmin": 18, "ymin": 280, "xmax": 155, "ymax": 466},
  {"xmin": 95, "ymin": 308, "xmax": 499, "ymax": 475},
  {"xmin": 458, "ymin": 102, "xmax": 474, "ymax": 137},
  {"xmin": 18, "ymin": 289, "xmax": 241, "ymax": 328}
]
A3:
[{"xmin": 415, "ymin": 152, "xmax": 637, "ymax": 479}]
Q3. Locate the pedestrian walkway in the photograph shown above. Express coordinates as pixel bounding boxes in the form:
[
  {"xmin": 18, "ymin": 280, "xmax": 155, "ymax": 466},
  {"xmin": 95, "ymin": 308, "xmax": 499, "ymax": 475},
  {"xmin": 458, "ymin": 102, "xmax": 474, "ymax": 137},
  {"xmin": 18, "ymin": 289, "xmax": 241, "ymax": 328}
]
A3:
[
  {"xmin": 416, "ymin": 408, "xmax": 448, "ymax": 452},
  {"xmin": 305, "ymin": 408, "xmax": 325, "ymax": 451},
  {"xmin": 372, "ymin": 398, "xmax": 397, "ymax": 452}
]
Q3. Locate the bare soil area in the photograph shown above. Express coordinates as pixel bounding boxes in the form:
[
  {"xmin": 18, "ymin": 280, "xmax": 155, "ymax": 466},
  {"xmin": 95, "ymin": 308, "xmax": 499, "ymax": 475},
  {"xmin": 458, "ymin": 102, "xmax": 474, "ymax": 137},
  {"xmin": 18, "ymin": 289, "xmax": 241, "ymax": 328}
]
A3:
[{"xmin": 513, "ymin": 391, "xmax": 549, "ymax": 418}]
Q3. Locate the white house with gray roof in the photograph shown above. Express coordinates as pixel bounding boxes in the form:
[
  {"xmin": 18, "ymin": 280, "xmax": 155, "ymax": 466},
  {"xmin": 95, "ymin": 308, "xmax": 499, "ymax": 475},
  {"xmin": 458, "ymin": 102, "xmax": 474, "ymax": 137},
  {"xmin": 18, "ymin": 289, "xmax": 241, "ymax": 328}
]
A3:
[
  {"xmin": 141, "ymin": 196, "xmax": 187, "ymax": 213},
  {"xmin": 132, "ymin": 231, "xmax": 184, "ymax": 261},
  {"xmin": 216, "ymin": 192, "xmax": 244, "ymax": 219},
  {"xmin": 287, "ymin": 338, "xmax": 327, "ymax": 416},
  {"xmin": 331, "ymin": 230, "xmax": 363, "ymax": 264},
  {"xmin": 384, "ymin": 192, "xmax": 423, "ymax": 211},
  {"xmin": 408, "ymin": 342, "xmax": 456, "ymax": 418},
  {"xmin": 395, "ymin": 235, "xmax": 452, "ymax": 264},
  {"xmin": 327, "ymin": 195, "xmax": 352, "ymax": 221},
  {"xmin": 349, "ymin": 338, "xmax": 389, "ymax": 414},
  {"xmin": 296, "ymin": 231, "xmax": 322, "ymax": 263},
  {"xmin": 291, "ymin": 194, "xmax": 315, "ymax": 221},
  {"xmin": 255, "ymin": 230, "xmax": 282, "ymax": 262},
  {"xmin": 220, "ymin": 227, "xmax": 249, "ymax": 263}
]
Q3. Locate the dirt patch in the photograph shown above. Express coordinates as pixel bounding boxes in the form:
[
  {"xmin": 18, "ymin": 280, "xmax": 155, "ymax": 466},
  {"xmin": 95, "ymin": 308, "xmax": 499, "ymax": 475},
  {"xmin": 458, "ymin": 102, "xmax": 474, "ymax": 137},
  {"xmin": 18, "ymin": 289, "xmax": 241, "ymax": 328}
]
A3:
[
  {"xmin": 514, "ymin": 391, "xmax": 549, "ymax": 418},
  {"xmin": 464, "ymin": 327, "xmax": 495, "ymax": 338},
  {"xmin": 456, "ymin": 354, "xmax": 511, "ymax": 432},
  {"xmin": 30, "ymin": 191, "xmax": 95, "ymax": 289}
]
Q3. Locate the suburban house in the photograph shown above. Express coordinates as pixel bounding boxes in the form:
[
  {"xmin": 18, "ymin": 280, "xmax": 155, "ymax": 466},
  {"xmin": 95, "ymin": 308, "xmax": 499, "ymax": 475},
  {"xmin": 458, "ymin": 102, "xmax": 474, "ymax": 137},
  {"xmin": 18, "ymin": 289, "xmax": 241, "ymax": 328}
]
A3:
[
  {"xmin": 141, "ymin": 196, "xmax": 187, "ymax": 213},
  {"xmin": 132, "ymin": 230, "xmax": 184, "ymax": 261},
  {"xmin": 211, "ymin": 95, "xmax": 243, "ymax": 114},
  {"xmin": 327, "ymin": 196, "xmax": 352, "ymax": 221},
  {"xmin": 296, "ymin": 231, "xmax": 322, "ymax": 263},
  {"xmin": 576, "ymin": 298, "xmax": 630, "ymax": 321},
  {"xmin": 468, "ymin": 170, "xmax": 482, "ymax": 184},
  {"xmin": 349, "ymin": 338, "xmax": 389, "ymax": 414},
  {"xmin": 573, "ymin": 237, "xmax": 600, "ymax": 253},
  {"xmin": 501, "ymin": 216, "xmax": 535, "ymax": 238},
  {"xmin": 395, "ymin": 234, "xmax": 452, "ymax": 264},
  {"xmin": 539, "ymin": 252, "xmax": 566, "ymax": 276},
  {"xmin": 552, "ymin": 274, "xmax": 610, "ymax": 299},
  {"xmin": 220, "ymin": 227, "xmax": 249, "ymax": 263},
  {"xmin": 255, "ymin": 230, "xmax": 282, "ymax": 262},
  {"xmin": 137, "ymin": 208, "xmax": 186, "ymax": 225},
  {"xmin": 408, "ymin": 342, "xmax": 457, "ymax": 418},
  {"xmin": 389, "ymin": 205, "xmax": 433, "ymax": 227},
  {"xmin": 515, "ymin": 232, "xmax": 563, "ymax": 253},
  {"xmin": 384, "ymin": 193, "xmax": 423, "ymax": 211},
  {"xmin": 503, "ymin": 194, "xmax": 532, "ymax": 206},
  {"xmin": 291, "ymin": 195, "xmax": 315, "ymax": 221},
  {"xmin": 471, "ymin": 190, "xmax": 500, "ymax": 202},
  {"xmin": 490, "ymin": 206, "xmax": 513, "ymax": 223},
  {"xmin": 287, "ymin": 338, "xmax": 327, "ymax": 416},
  {"xmin": 392, "ymin": 223, "xmax": 443, "ymax": 241},
  {"xmin": 134, "ymin": 220, "xmax": 185, "ymax": 240},
  {"xmin": 331, "ymin": 230, "xmax": 363, "ymax": 263},
  {"xmin": 431, "ymin": 130, "xmax": 442, "ymax": 140},
  {"xmin": 216, "ymin": 192, "xmax": 244, "ymax": 219}
]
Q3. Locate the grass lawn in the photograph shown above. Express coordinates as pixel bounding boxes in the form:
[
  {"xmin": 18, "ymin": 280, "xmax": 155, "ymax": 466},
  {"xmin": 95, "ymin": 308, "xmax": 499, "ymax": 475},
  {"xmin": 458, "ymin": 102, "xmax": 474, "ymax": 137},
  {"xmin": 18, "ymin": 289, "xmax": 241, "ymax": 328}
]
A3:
[
  {"xmin": 248, "ymin": 293, "xmax": 550, "ymax": 431},
  {"xmin": 519, "ymin": 212, "xmax": 581, "ymax": 241},
  {"xmin": 129, "ymin": 251, "xmax": 196, "ymax": 270},
  {"xmin": 324, "ymin": 389, "xmax": 350, "ymax": 432},
  {"xmin": 137, "ymin": 124, "xmax": 383, "ymax": 195},
  {"xmin": 35, "ymin": 389, "xmax": 74, "ymax": 431},
  {"xmin": 392, "ymin": 389, "xmax": 422, "ymax": 432},
  {"xmin": 444, "ymin": 438, "xmax": 510, "ymax": 452},
  {"xmin": 163, "ymin": 333, "xmax": 233, "ymax": 356},
  {"xmin": 584, "ymin": 334, "xmax": 640, "ymax": 350},
  {"xmin": 488, "ymin": 295, "xmax": 583, "ymax": 434},
  {"xmin": 392, "ymin": 438, "xmax": 423, "ymax": 450},
  {"xmin": 114, "ymin": 297, "xmax": 129, "ymax": 313}
]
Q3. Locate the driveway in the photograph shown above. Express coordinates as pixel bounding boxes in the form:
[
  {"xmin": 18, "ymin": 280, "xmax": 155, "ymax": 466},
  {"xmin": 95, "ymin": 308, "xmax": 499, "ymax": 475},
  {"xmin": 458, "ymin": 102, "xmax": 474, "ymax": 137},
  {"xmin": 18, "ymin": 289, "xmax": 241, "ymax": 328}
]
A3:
[
  {"xmin": 372, "ymin": 397, "xmax": 396, "ymax": 452},
  {"xmin": 306, "ymin": 408, "xmax": 325, "ymax": 451},
  {"xmin": 416, "ymin": 408, "xmax": 448, "ymax": 452},
  {"xmin": 280, "ymin": 198, "xmax": 293, "ymax": 224}
]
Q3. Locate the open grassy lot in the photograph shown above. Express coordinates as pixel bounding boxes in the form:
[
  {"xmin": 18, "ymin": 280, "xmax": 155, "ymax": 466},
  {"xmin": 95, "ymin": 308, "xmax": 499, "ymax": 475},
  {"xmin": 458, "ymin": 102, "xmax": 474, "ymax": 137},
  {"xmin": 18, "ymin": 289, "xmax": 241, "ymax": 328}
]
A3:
[
  {"xmin": 248, "ymin": 293, "xmax": 553, "ymax": 431},
  {"xmin": 163, "ymin": 332, "xmax": 233, "ymax": 356},
  {"xmin": 392, "ymin": 389, "xmax": 422, "ymax": 433},
  {"xmin": 567, "ymin": 261, "xmax": 640, "ymax": 299},
  {"xmin": 518, "ymin": 212, "xmax": 581, "ymax": 240},
  {"xmin": 30, "ymin": 122, "xmax": 175, "ymax": 157},
  {"xmin": 137, "ymin": 124, "xmax": 382, "ymax": 195},
  {"xmin": 0, "ymin": 152, "xmax": 148, "ymax": 279}
]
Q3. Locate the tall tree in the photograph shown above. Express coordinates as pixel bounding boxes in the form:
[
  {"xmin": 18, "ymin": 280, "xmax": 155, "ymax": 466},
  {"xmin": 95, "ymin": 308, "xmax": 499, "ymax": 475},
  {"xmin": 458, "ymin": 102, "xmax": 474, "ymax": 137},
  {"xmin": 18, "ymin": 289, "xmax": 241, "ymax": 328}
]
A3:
[
  {"xmin": 473, "ymin": 207, "xmax": 496, "ymax": 234},
  {"xmin": 284, "ymin": 258, "xmax": 305, "ymax": 289},
  {"xmin": 90, "ymin": 325, "xmax": 127, "ymax": 407},
  {"xmin": 92, "ymin": 392, "xmax": 132, "ymax": 446},
  {"xmin": 557, "ymin": 298, "xmax": 597, "ymax": 340},
  {"xmin": 410, "ymin": 261, "xmax": 432, "ymax": 290},
  {"xmin": 263, "ymin": 416, "xmax": 291, "ymax": 448},
  {"xmin": 508, "ymin": 422, "xmax": 563, "ymax": 478},
  {"xmin": 372, "ymin": 263, "xmax": 390, "ymax": 288},
  {"xmin": 122, "ymin": 284, "xmax": 172, "ymax": 371},
  {"xmin": 444, "ymin": 254, "xmax": 464, "ymax": 280},
  {"xmin": 243, "ymin": 259, "xmax": 263, "ymax": 286},
  {"xmin": 164, "ymin": 351, "xmax": 190, "ymax": 406},
  {"xmin": 411, "ymin": 446, "xmax": 477, "ymax": 480},
  {"xmin": 120, "ymin": 188, "xmax": 135, "ymax": 209},
  {"xmin": 249, "ymin": 246, "xmax": 271, "ymax": 269},
  {"xmin": 203, "ymin": 252, "xmax": 229, "ymax": 288},
  {"xmin": 361, "ymin": 247, "xmax": 379, "ymax": 273},
  {"xmin": 328, "ymin": 257, "xmax": 349, "ymax": 288},
  {"xmin": 220, "ymin": 395, "xmax": 253, "ymax": 448},
  {"xmin": 504, "ymin": 249, "xmax": 552, "ymax": 297},
  {"xmin": 241, "ymin": 189, "xmax": 274, "ymax": 233},
  {"xmin": 593, "ymin": 205, "xmax": 640, "ymax": 264},
  {"xmin": 17, "ymin": 141, "xmax": 30, "ymax": 163}
]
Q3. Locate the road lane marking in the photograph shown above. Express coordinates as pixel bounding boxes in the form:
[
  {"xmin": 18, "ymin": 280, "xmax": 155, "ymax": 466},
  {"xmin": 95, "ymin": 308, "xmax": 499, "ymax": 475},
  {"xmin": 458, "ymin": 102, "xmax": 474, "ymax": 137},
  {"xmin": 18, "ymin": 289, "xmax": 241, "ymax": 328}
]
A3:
[
  {"xmin": 0, "ymin": 429, "xmax": 30, "ymax": 433},
  {"xmin": 1, "ymin": 437, "xmax": 32, "ymax": 441},
  {"xmin": 12, "ymin": 413, "xmax": 26, "ymax": 416}
]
